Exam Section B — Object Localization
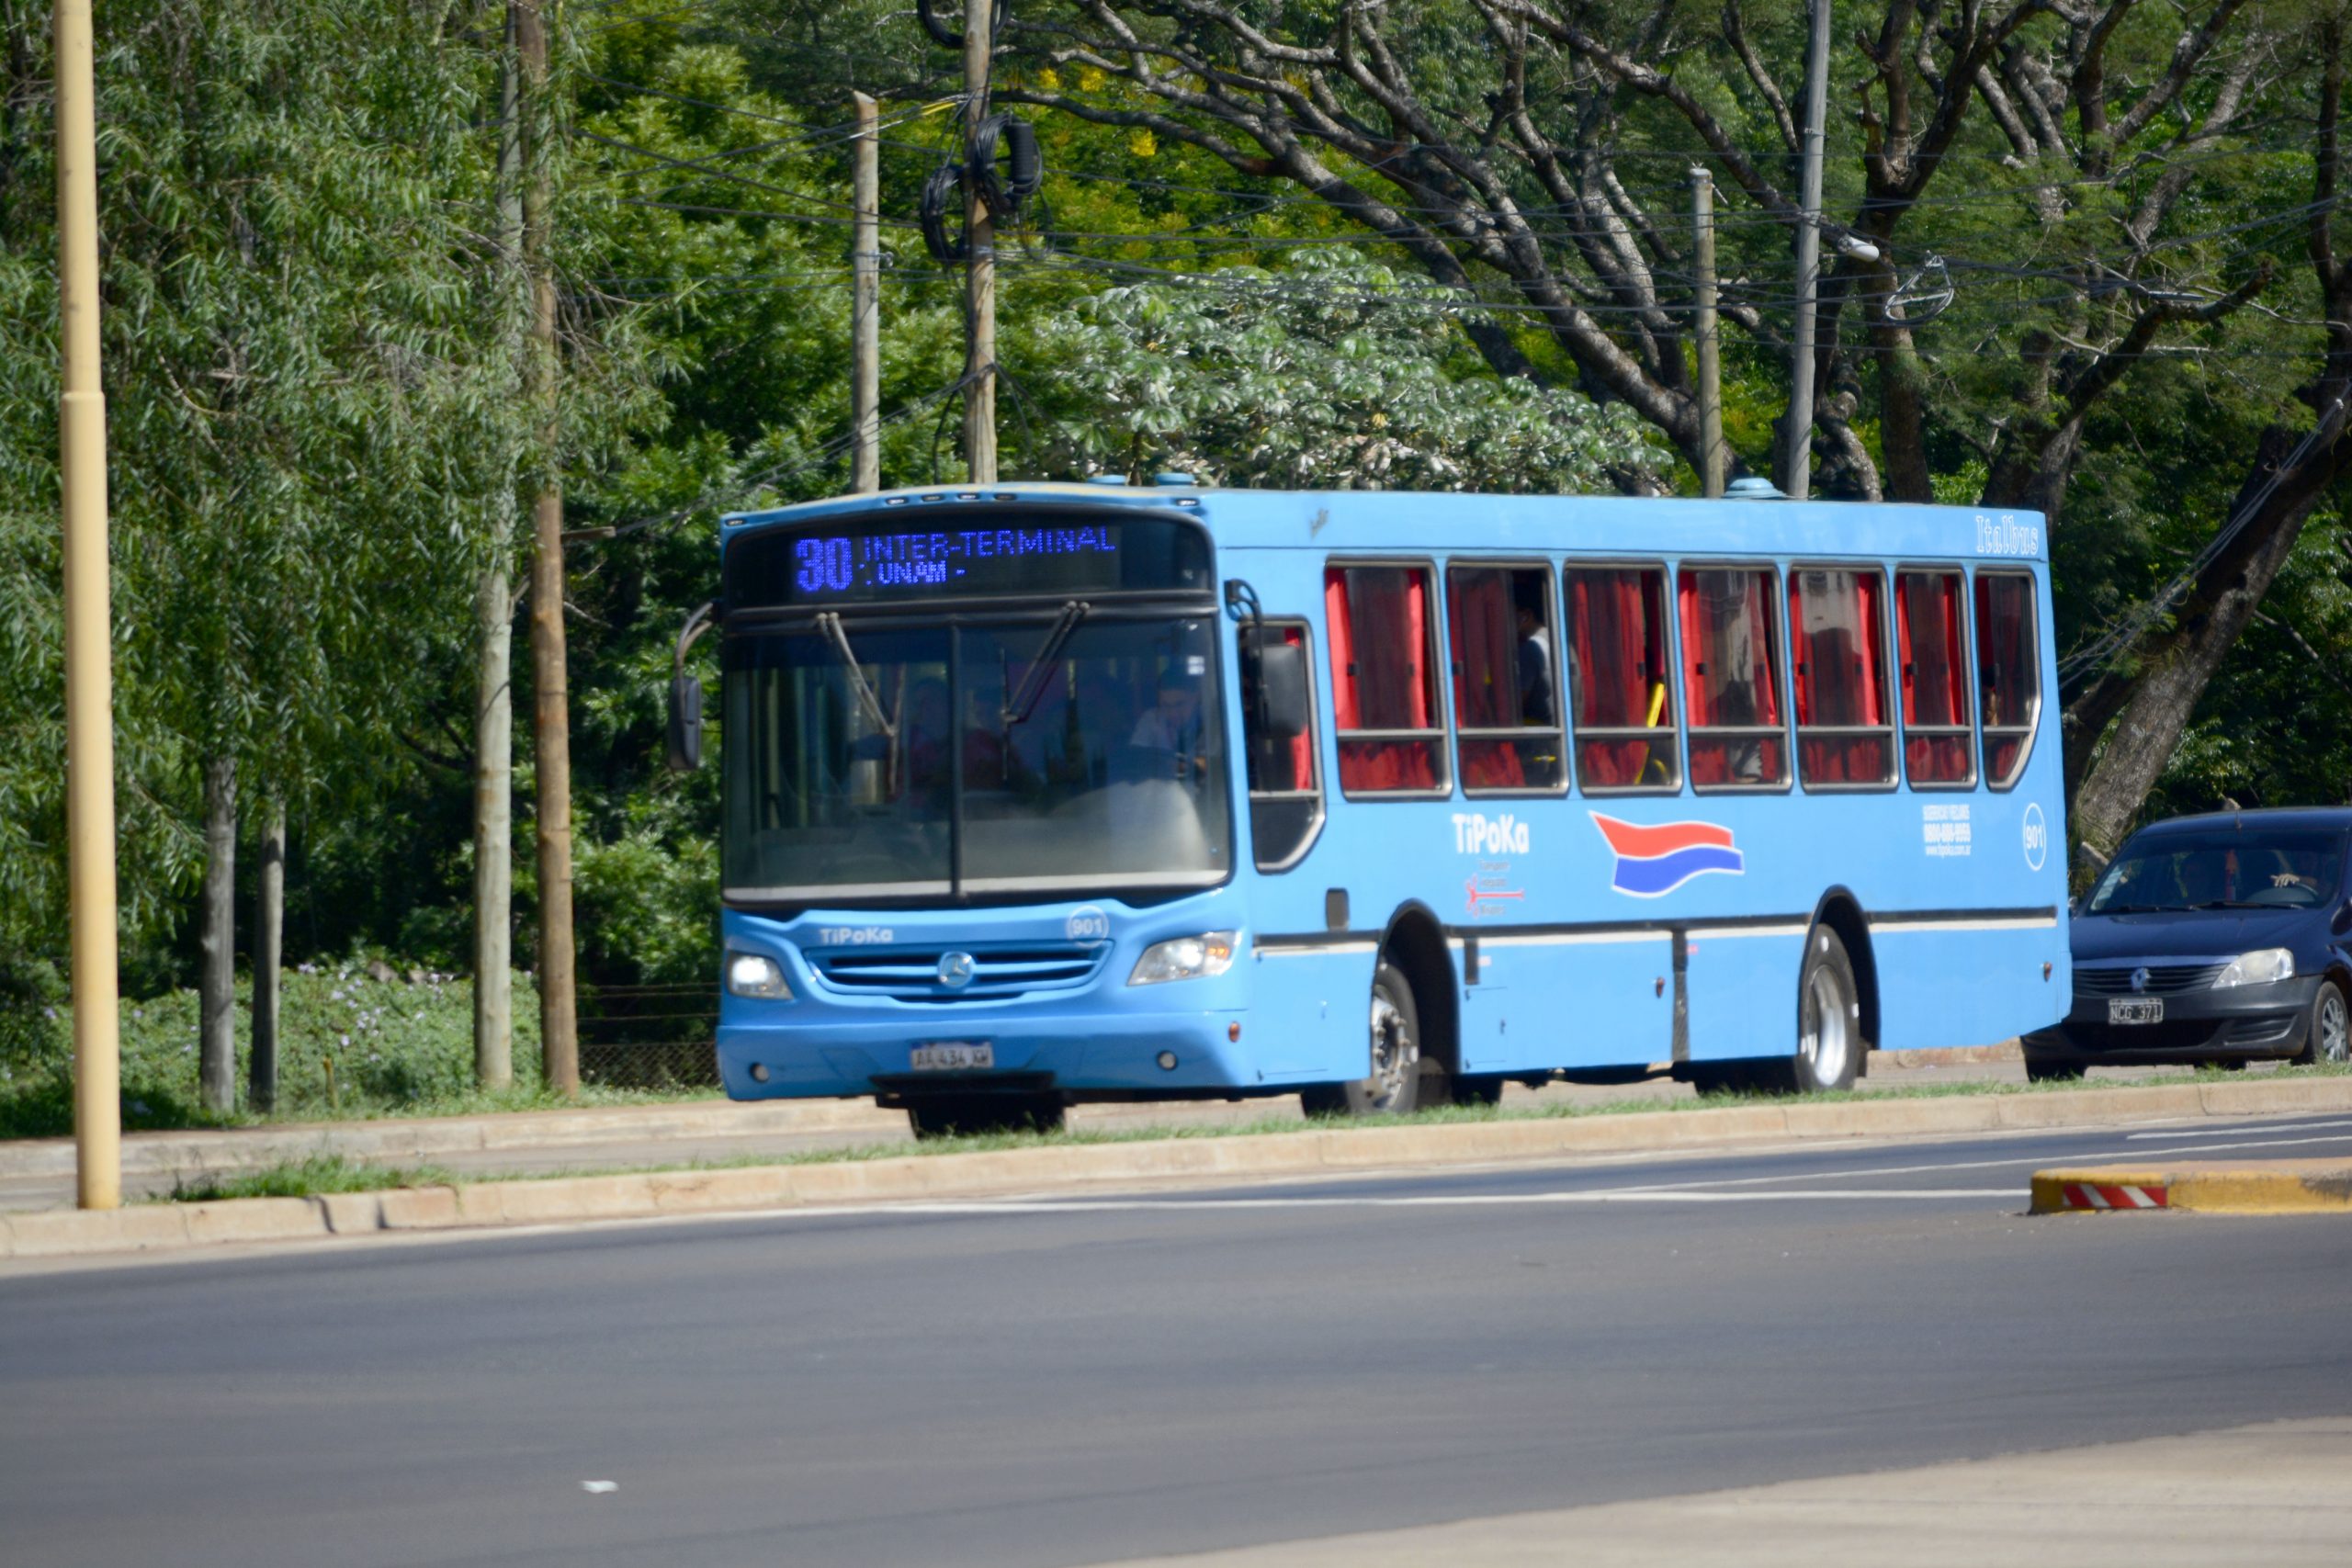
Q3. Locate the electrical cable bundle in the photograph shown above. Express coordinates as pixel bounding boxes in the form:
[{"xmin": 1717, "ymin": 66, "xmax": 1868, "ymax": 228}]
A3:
[{"xmin": 921, "ymin": 114, "xmax": 1042, "ymax": 264}]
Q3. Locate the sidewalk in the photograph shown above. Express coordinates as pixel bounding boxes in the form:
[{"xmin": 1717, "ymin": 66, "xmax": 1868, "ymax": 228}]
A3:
[
  {"xmin": 1089, "ymin": 1418, "xmax": 2352, "ymax": 1567},
  {"xmin": 5, "ymin": 1044, "xmax": 2037, "ymax": 1213}
]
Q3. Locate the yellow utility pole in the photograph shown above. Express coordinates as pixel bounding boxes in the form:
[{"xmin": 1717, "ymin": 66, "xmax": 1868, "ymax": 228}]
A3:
[{"xmin": 54, "ymin": 0, "xmax": 121, "ymax": 1209}]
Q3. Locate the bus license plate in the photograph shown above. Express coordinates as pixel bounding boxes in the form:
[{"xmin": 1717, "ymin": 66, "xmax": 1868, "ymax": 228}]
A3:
[
  {"xmin": 911, "ymin": 1043, "xmax": 994, "ymax": 1071},
  {"xmin": 2108, "ymin": 999, "xmax": 2163, "ymax": 1025}
]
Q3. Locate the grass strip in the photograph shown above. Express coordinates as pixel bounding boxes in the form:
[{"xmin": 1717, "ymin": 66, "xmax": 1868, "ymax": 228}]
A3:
[{"xmin": 139, "ymin": 1061, "xmax": 2352, "ymax": 1202}]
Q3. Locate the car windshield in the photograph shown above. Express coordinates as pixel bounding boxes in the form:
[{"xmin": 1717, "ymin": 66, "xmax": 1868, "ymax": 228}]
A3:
[
  {"xmin": 722, "ymin": 614, "xmax": 1231, "ymax": 900},
  {"xmin": 2086, "ymin": 827, "xmax": 2348, "ymax": 913}
]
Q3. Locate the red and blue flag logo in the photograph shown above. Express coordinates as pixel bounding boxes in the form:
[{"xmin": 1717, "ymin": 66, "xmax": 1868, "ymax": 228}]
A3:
[{"xmin": 1589, "ymin": 813, "xmax": 1745, "ymax": 897}]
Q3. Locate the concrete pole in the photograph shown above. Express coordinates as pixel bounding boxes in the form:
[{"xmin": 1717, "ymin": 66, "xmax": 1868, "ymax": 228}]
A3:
[
  {"xmin": 54, "ymin": 0, "xmax": 120, "ymax": 1209},
  {"xmin": 474, "ymin": 9, "xmax": 523, "ymax": 1091},
  {"xmin": 1691, "ymin": 166, "xmax": 1724, "ymax": 500},
  {"xmin": 961, "ymin": 0, "xmax": 998, "ymax": 483},
  {"xmin": 1781, "ymin": 0, "xmax": 1833, "ymax": 501},
  {"xmin": 851, "ymin": 91, "xmax": 881, "ymax": 494},
  {"xmin": 249, "ymin": 799, "xmax": 284, "ymax": 1111},
  {"xmin": 516, "ymin": 0, "xmax": 578, "ymax": 1095}
]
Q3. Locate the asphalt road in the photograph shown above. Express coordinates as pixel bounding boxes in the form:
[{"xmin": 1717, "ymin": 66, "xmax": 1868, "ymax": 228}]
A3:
[{"xmin": 6, "ymin": 1112, "xmax": 2351, "ymax": 1568}]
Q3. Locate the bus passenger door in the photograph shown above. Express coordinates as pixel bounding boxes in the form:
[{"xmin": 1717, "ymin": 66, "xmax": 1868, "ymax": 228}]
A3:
[{"xmin": 1237, "ymin": 619, "xmax": 1353, "ymax": 1079}]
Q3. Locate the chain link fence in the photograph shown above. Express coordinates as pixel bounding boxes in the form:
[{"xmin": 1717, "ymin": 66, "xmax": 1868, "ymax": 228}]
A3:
[{"xmin": 579, "ymin": 983, "xmax": 718, "ymax": 1089}]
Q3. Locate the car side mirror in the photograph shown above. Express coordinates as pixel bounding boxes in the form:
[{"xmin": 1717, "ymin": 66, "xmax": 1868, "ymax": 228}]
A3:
[
  {"xmin": 666, "ymin": 674, "xmax": 703, "ymax": 773},
  {"xmin": 1251, "ymin": 638, "xmax": 1310, "ymax": 739}
]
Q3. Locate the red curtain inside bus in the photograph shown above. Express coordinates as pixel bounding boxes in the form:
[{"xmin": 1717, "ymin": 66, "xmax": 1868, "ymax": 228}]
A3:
[
  {"xmin": 1566, "ymin": 567, "xmax": 1672, "ymax": 788},
  {"xmin": 1448, "ymin": 569, "xmax": 1526, "ymax": 789},
  {"xmin": 1975, "ymin": 573, "xmax": 2038, "ymax": 784},
  {"xmin": 1790, "ymin": 570, "xmax": 1890, "ymax": 784},
  {"xmin": 1896, "ymin": 571, "xmax": 1972, "ymax": 784},
  {"xmin": 1326, "ymin": 566, "xmax": 1440, "ymax": 792},
  {"xmin": 1677, "ymin": 569, "xmax": 1787, "ymax": 786}
]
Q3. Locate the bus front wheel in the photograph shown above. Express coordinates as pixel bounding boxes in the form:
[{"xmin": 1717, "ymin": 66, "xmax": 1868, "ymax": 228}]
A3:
[
  {"xmin": 1755, "ymin": 925, "xmax": 1864, "ymax": 1095},
  {"xmin": 1303, "ymin": 960, "xmax": 1423, "ymax": 1118}
]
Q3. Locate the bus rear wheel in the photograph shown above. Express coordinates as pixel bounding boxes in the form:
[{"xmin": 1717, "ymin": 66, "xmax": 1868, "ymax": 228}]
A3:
[
  {"xmin": 905, "ymin": 1093, "xmax": 1065, "ymax": 1139},
  {"xmin": 1302, "ymin": 960, "xmax": 1422, "ymax": 1118},
  {"xmin": 1753, "ymin": 926, "xmax": 1863, "ymax": 1095}
]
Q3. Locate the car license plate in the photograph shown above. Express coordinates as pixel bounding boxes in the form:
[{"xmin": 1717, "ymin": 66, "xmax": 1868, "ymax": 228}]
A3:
[
  {"xmin": 910, "ymin": 1043, "xmax": 994, "ymax": 1072},
  {"xmin": 2108, "ymin": 998, "xmax": 2164, "ymax": 1025}
]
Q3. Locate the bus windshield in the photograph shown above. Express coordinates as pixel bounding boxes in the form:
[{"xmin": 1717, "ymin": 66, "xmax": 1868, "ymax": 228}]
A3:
[{"xmin": 722, "ymin": 614, "xmax": 1231, "ymax": 901}]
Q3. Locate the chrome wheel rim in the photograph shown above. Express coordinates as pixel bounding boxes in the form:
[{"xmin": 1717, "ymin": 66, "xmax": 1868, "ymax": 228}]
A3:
[
  {"xmin": 1367, "ymin": 987, "xmax": 1415, "ymax": 1107},
  {"xmin": 1800, "ymin": 966, "xmax": 1851, "ymax": 1088},
  {"xmin": 2322, "ymin": 990, "xmax": 2349, "ymax": 1065}
]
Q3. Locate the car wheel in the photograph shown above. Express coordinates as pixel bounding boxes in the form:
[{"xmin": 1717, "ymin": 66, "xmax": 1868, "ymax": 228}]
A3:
[
  {"xmin": 2296, "ymin": 978, "xmax": 2351, "ymax": 1066},
  {"xmin": 1303, "ymin": 959, "xmax": 1423, "ymax": 1117}
]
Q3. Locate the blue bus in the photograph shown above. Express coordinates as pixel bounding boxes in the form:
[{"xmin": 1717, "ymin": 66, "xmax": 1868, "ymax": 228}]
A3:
[{"xmin": 667, "ymin": 480, "xmax": 2068, "ymax": 1134}]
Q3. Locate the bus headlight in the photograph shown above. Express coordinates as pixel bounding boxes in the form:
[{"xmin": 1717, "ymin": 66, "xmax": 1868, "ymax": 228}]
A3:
[
  {"xmin": 725, "ymin": 951, "xmax": 793, "ymax": 999},
  {"xmin": 2213, "ymin": 949, "xmax": 2294, "ymax": 988},
  {"xmin": 1128, "ymin": 932, "xmax": 1238, "ymax": 987}
]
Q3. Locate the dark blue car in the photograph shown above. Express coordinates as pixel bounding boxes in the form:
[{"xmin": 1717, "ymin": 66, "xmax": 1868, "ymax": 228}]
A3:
[{"xmin": 2024, "ymin": 807, "xmax": 2352, "ymax": 1080}]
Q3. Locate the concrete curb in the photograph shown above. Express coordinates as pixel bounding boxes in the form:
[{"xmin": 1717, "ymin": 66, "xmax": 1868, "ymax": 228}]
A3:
[
  {"xmin": 10, "ymin": 1075, "xmax": 2352, "ymax": 1262},
  {"xmin": 2030, "ymin": 1157, "xmax": 2352, "ymax": 1213}
]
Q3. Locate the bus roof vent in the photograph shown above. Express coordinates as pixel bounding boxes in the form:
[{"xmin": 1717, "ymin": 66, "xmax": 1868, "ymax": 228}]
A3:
[
  {"xmin": 1724, "ymin": 475, "xmax": 1787, "ymax": 501},
  {"xmin": 1153, "ymin": 471, "xmax": 1196, "ymax": 486},
  {"xmin": 1085, "ymin": 474, "xmax": 1131, "ymax": 486}
]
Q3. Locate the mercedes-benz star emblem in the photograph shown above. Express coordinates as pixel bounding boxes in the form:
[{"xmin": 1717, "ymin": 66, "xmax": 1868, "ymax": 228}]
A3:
[
  {"xmin": 937, "ymin": 952, "xmax": 976, "ymax": 988},
  {"xmin": 2130, "ymin": 966, "xmax": 2152, "ymax": 994}
]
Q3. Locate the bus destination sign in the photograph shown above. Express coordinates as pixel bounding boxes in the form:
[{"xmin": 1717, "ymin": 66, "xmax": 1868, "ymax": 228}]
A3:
[
  {"xmin": 725, "ymin": 512, "xmax": 1211, "ymax": 611},
  {"xmin": 794, "ymin": 524, "xmax": 1117, "ymax": 598}
]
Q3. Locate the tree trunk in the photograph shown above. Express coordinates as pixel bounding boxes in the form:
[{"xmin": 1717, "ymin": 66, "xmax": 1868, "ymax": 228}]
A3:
[
  {"xmin": 247, "ymin": 797, "xmax": 284, "ymax": 1111},
  {"xmin": 516, "ymin": 0, "xmax": 578, "ymax": 1095},
  {"xmin": 473, "ymin": 555, "xmax": 514, "ymax": 1088},
  {"xmin": 2066, "ymin": 424, "xmax": 2349, "ymax": 858},
  {"xmin": 198, "ymin": 754, "xmax": 237, "ymax": 1114}
]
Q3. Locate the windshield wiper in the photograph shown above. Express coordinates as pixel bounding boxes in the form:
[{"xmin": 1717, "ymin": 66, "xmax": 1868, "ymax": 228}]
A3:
[
  {"xmin": 1002, "ymin": 600, "xmax": 1091, "ymax": 728},
  {"xmin": 2096, "ymin": 903, "xmax": 2177, "ymax": 913},
  {"xmin": 814, "ymin": 611, "xmax": 897, "ymax": 740},
  {"xmin": 2191, "ymin": 899, "xmax": 2276, "ymax": 909}
]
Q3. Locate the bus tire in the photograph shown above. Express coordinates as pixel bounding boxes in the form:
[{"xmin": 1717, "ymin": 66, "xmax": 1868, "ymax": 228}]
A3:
[
  {"xmin": 1302, "ymin": 960, "xmax": 1423, "ymax": 1117},
  {"xmin": 905, "ymin": 1094, "xmax": 1064, "ymax": 1139},
  {"xmin": 1756, "ymin": 925, "xmax": 1863, "ymax": 1095}
]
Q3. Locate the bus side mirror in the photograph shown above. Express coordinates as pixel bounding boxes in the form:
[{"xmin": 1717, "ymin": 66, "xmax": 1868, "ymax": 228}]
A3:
[
  {"xmin": 666, "ymin": 674, "xmax": 703, "ymax": 772},
  {"xmin": 1254, "ymin": 640, "xmax": 1310, "ymax": 739}
]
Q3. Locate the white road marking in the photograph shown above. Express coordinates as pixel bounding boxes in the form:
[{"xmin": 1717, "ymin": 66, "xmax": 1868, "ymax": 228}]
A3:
[
  {"xmin": 2126, "ymin": 1119, "xmax": 2352, "ymax": 1141},
  {"xmin": 749, "ymin": 1188, "xmax": 2020, "ymax": 1221}
]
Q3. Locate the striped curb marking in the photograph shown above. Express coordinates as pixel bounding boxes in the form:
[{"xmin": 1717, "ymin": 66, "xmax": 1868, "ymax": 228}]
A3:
[{"xmin": 2054, "ymin": 1180, "xmax": 2168, "ymax": 1211}]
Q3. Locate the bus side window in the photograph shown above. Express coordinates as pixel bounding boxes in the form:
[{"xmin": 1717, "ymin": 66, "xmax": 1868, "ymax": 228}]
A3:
[
  {"xmin": 1446, "ymin": 564, "xmax": 1566, "ymax": 794},
  {"xmin": 1239, "ymin": 620, "xmax": 1324, "ymax": 870},
  {"xmin": 1678, "ymin": 566, "xmax": 1788, "ymax": 790},
  {"xmin": 1974, "ymin": 571, "xmax": 2040, "ymax": 788},
  {"xmin": 1564, "ymin": 564, "xmax": 1678, "ymax": 793},
  {"xmin": 1790, "ymin": 567, "xmax": 1895, "ymax": 788},
  {"xmin": 1325, "ymin": 564, "xmax": 1448, "ymax": 795},
  {"xmin": 1896, "ymin": 570, "xmax": 1975, "ymax": 786}
]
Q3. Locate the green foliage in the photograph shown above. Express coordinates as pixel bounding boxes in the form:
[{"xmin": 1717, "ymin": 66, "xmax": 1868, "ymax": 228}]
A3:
[
  {"xmin": 1022, "ymin": 248, "xmax": 1659, "ymax": 489},
  {"xmin": 165, "ymin": 1154, "xmax": 457, "ymax": 1202},
  {"xmin": 0, "ymin": 963, "xmax": 551, "ymax": 1138}
]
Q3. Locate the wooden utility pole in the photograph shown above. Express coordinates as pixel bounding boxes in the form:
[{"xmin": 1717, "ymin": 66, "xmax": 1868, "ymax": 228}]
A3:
[
  {"xmin": 1781, "ymin": 0, "xmax": 1833, "ymax": 500},
  {"xmin": 54, "ymin": 0, "xmax": 120, "ymax": 1208},
  {"xmin": 474, "ymin": 6, "xmax": 524, "ymax": 1089},
  {"xmin": 1691, "ymin": 166, "xmax": 1724, "ymax": 500},
  {"xmin": 851, "ymin": 90, "xmax": 881, "ymax": 493},
  {"xmin": 960, "ymin": 0, "xmax": 997, "ymax": 482},
  {"xmin": 516, "ymin": 0, "xmax": 578, "ymax": 1095},
  {"xmin": 248, "ymin": 800, "xmax": 285, "ymax": 1111}
]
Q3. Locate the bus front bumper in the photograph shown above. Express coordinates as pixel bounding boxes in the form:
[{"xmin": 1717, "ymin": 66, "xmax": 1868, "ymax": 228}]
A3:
[{"xmin": 716, "ymin": 1009, "xmax": 1261, "ymax": 1102}]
